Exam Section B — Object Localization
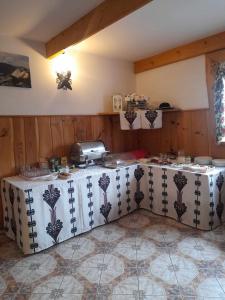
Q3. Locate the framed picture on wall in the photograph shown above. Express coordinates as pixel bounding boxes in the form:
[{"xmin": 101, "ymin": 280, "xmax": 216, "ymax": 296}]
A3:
[
  {"xmin": 0, "ymin": 51, "xmax": 32, "ymax": 88},
  {"xmin": 112, "ymin": 94, "xmax": 123, "ymax": 112}
]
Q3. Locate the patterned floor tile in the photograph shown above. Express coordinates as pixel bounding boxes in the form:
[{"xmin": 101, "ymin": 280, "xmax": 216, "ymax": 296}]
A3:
[
  {"xmin": 170, "ymin": 255, "xmax": 199, "ymax": 287},
  {"xmin": 9, "ymin": 254, "xmax": 57, "ymax": 284},
  {"xmin": 56, "ymin": 237, "xmax": 96, "ymax": 260},
  {"xmin": 177, "ymin": 238, "xmax": 205, "ymax": 261},
  {"xmin": 144, "ymin": 224, "xmax": 180, "ymax": 243},
  {"xmin": 29, "ymin": 275, "xmax": 84, "ymax": 299},
  {"xmin": 149, "ymin": 254, "xmax": 178, "ymax": 285},
  {"xmin": 100, "ymin": 254, "xmax": 124, "ymax": 284},
  {"xmin": 196, "ymin": 277, "xmax": 225, "ymax": 298},
  {"xmin": 2, "ymin": 210, "xmax": 225, "ymax": 300},
  {"xmin": 201, "ymin": 225, "xmax": 225, "ymax": 243},
  {"xmin": 118, "ymin": 213, "xmax": 150, "ymax": 228},
  {"xmin": 91, "ymin": 224, "xmax": 126, "ymax": 242},
  {"xmin": 0, "ymin": 275, "xmax": 7, "ymax": 296}
]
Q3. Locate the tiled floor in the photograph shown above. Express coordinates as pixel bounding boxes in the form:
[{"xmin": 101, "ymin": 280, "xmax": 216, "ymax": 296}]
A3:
[{"xmin": 1, "ymin": 209, "xmax": 225, "ymax": 299}]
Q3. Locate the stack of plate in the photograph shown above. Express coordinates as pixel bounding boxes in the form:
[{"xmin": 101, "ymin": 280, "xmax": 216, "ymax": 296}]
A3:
[
  {"xmin": 194, "ymin": 156, "xmax": 212, "ymax": 165},
  {"xmin": 212, "ymin": 159, "xmax": 225, "ymax": 167}
]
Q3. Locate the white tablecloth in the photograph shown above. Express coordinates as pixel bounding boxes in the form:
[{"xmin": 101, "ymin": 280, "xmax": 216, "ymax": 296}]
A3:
[
  {"xmin": 1, "ymin": 164, "xmax": 225, "ymax": 254},
  {"xmin": 140, "ymin": 164, "xmax": 225, "ymax": 231}
]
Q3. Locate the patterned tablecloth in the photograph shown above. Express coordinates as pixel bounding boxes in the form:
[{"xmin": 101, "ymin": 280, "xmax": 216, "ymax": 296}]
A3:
[{"xmin": 1, "ymin": 164, "xmax": 225, "ymax": 254}]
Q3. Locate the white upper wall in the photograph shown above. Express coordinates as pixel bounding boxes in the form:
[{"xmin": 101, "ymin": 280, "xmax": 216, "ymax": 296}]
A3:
[
  {"xmin": 0, "ymin": 0, "xmax": 103, "ymax": 42},
  {"xmin": 135, "ymin": 55, "xmax": 209, "ymax": 110},
  {"xmin": 75, "ymin": 0, "xmax": 225, "ymax": 61},
  {"xmin": 0, "ymin": 36, "xmax": 135, "ymax": 115}
]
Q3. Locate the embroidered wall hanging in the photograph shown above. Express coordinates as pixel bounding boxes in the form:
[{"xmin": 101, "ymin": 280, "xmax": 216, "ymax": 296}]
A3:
[
  {"xmin": 120, "ymin": 110, "xmax": 162, "ymax": 130},
  {"xmin": 141, "ymin": 110, "xmax": 162, "ymax": 129},
  {"xmin": 120, "ymin": 111, "xmax": 141, "ymax": 130}
]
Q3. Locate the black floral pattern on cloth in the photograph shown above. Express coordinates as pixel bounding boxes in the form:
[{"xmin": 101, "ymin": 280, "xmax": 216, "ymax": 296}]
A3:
[
  {"xmin": 148, "ymin": 166, "xmax": 154, "ymax": 210},
  {"xmin": 193, "ymin": 174, "xmax": 201, "ymax": 228},
  {"xmin": 43, "ymin": 185, "xmax": 60, "ymax": 209},
  {"xmin": 116, "ymin": 169, "xmax": 122, "ymax": 215},
  {"xmin": 209, "ymin": 175, "xmax": 215, "ymax": 229},
  {"xmin": 124, "ymin": 111, "xmax": 137, "ymax": 129},
  {"xmin": 125, "ymin": 167, "xmax": 131, "ymax": 212},
  {"xmin": 173, "ymin": 171, "xmax": 187, "ymax": 222},
  {"xmin": 43, "ymin": 185, "xmax": 63, "ymax": 244},
  {"xmin": 216, "ymin": 172, "xmax": 224, "ymax": 222},
  {"xmin": 8, "ymin": 185, "xmax": 16, "ymax": 236},
  {"xmin": 145, "ymin": 110, "xmax": 158, "ymax": 128},
  {"xmin": 25, "ymin": 188, "xmax": 38, "ymax": 252},
  {"xmin": 162, "ymin": 168, "xmax": 168, "ymax": 216},
  {"xmin": 134, "ymin": 165, "xmax": 144, "ymax": 208},
  {"xmin": 99, "ymin": 173, "xmax": 112, "ymax": 223},
  {"xmin": 87, "ymin": 176, "xmax": 94, "ymax": 228},
  {"xmin": 67, "ymin": 180, "xmax": 77, "ymax": 236},
  {"xmin": 16, "ymin": 188, "xmax": 23, "ymax": 248},
  {"xmin": 2, "ymin": 180, "xmax": 9, "ymax": 232},
  {"xmin": 213, "ymin": 62, "xmax": 225, "ymax": 143}
]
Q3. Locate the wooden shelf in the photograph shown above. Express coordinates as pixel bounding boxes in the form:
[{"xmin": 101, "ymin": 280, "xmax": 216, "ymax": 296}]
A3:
[
  {"xmin": 98, "ymin": 112, "xmax": 119, "ymax": 116},
  {"xmin": 99, "ymin": 109, "xmax": 181, "ymax": 116},
  {"xmin": 161, "ymin": 109, "xmax": 181, "ymax": 113}
]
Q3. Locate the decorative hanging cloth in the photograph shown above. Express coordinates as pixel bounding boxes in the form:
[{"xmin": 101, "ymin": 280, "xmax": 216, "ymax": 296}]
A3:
[
  {"xmin": 140, "ymin": 110, "xmax": 162, "ymax": 129},
  {"xmin": 213, "ymin": 62, "xmax": 225, "ymax": 144},
  {"xmin": 120, "ymin": 111, "xmax": 141, "ymax": 130}
]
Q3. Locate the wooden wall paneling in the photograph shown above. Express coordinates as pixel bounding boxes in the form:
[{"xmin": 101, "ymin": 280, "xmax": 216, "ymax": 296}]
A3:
[
  {"xmin": 0, "ymin": 117, "xmax": 15, "ymax": 177},
  {"xmin": 167, "ymin": 112, "xmax": 179, "ymax": 153},
  {"xmin": 190, "ymin": 110, "xmax": 210, "ymax": 156},
  {"xmin": 91, "ymin": 116, "xmax": 105, "ymax": 140},
  {"xmin": 13, "ymin": 117, "xmax": 25, "ymax": 172},
  {"xmin": 90, "ymin": 115, "xmax": 112, "ymax": 151},
  {"xmin": 0, "ymin": 117, "xmax": 15, "ymax": 228},
  {"xmin": 138, "ymin": 112, "xmax": 178, "ymax": 155},
  {"xmin": 102, "ymin": 116, "xmax": 113, "ymax": 151},
  {"xmin": 24, "ymin": 117, "xmax": 39, "ymax": 165},
  {"xmin": 159, "ymin": 114, "xmax": 170, "ymax": 154},
  {"xmin": 139, "ymin": 129, "xmax": 161, "ymax": 155},
  {"xmin": 160, "ymin": 112, "xmax": 178, "ymax": 153},
  {"xmin": 111, "ymin": 116, "xmax": 127, "ymax": 153},
  {"xmin": 73, "ymin": 116, "xmax": 92, "ymax": 142},
  {"xmin": 122, "ymin": 130, "xmax": 139, "ymax": 152},
  {"xmin": 50, "ymin": 116, "xmax": 65, "ymax": 157},
  {"xmin": 37, "ymin": 116, "xmax": 53, "ymax": 161},
  {"xmin": 176, "ymin": 111, "xmax": 192, "ymax": 155},
  {"xmin": 62, "ymin": 116, "xmax": 75, "ymax": 157}
]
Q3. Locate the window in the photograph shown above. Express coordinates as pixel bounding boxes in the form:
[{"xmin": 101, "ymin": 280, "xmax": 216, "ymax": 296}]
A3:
[{"xmin": 214, "ymin": 63, "xmax": 225, "ymax": 143}]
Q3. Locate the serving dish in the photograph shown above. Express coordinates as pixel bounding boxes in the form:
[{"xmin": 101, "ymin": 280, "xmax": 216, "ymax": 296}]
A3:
[
  {"xmin": 194, "ymin": 156, "xmax": 212, "ymax": 165},
  {"xmin": 20, "ymin": 173, "xmax": 58, "ymax": 181},
  {"xmin": 212, "ymin": 159, "xmax": 225, "ymax": 167}
]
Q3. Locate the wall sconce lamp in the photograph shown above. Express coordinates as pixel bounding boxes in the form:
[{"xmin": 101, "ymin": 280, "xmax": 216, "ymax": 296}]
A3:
[
  {"xmin": 52, "ymin": 52, "xmax": 73, "ymax": 90},
  {"xmin": 56, "ymin": 70, "xmax": 72, "ymax": 90}
]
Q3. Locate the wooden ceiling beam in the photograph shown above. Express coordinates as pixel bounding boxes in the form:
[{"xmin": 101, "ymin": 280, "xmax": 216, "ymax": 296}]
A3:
[
  {"xmin": 134, "ymin": 30, "xmax": 225, "ymax": 73},
  {"xmin": 45, "ymin": 0, "xmax": 152, "ymax": 58}
]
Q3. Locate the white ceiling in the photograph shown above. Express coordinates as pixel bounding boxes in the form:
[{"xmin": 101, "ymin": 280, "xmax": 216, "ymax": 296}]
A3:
[
  {"xmin": 0, "ymin": 0, "xmax": 225, "ymax": 61},
  {"xmin": 74, "ymin": 0, "xmax": 225, "ymax": 61},
  {"xmin": 0, "ymin": 0, "xmax": 103, "ymax": 42}
]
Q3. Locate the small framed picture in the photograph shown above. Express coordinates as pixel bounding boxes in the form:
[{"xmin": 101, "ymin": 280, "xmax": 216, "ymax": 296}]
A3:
[{"xmin": 112, "ymin": 94, "xmax": 123, "ymax": 112}]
